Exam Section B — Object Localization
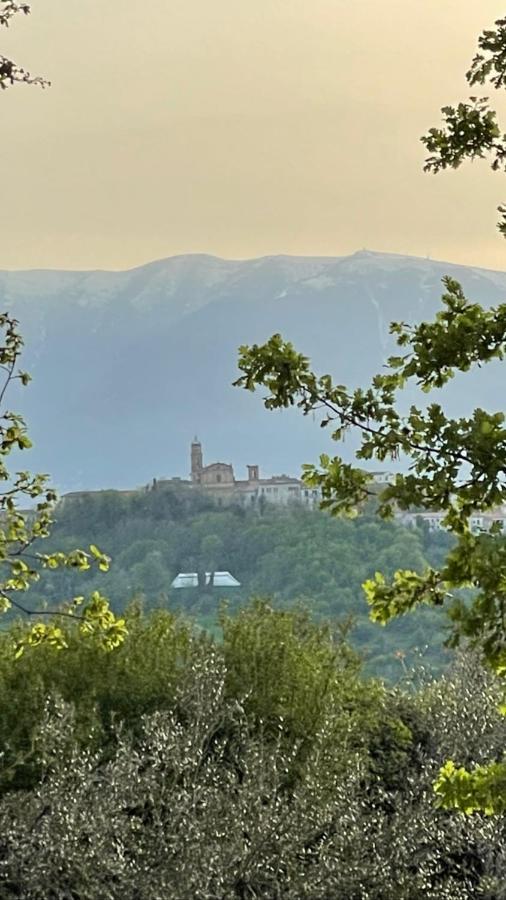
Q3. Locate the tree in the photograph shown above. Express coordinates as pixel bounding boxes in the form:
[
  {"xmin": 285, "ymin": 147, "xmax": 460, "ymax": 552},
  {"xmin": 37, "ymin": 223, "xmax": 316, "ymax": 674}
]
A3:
[
  {"xmin": 422, "ymin": 14, "xmax": 506, "ymax": 236},
  {"xmin": 0, "ymin": 5, "xmax": 124, "ymax": 654},
  {"xmin": 0, "ymin": 313, "xmax": 126, "ymax": 655},
  {"xmin": 0, "ymin": 617, "xmax": 505, "ymax": 899},
  {"xmin": 199, "ymin": 533, "xmax": 224, "ymax": 589},
  {"xmin": 0, "ymin": 2, "xmax": 48, "ymax": 89},
  {"xmin": 234, "ymin": 14, "xmax": 506, "ymax": 816}
]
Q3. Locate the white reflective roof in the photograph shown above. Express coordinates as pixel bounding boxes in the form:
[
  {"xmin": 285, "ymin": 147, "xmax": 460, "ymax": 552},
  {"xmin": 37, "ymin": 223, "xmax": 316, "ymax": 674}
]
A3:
[{"xmin": 171, "ymin": 571, "xmax": 240, "ymax": 588}]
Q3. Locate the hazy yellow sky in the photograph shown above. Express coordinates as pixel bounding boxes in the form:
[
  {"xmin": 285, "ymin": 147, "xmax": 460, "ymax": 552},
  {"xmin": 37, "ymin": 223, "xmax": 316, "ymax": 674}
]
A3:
[{"xmin": 2, "ymin": 0, "xmax": 506, "ymax": 271}]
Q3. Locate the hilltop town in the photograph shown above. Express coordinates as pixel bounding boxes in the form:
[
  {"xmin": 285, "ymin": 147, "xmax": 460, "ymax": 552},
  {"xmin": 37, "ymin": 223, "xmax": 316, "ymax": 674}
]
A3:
[
  {"xmin": 62, "ymin": 439, "xmax": 395, "ymax": 511},
  {"xmin": 59, "ymin": 439, "xmax": 506, "ymax": 534}
]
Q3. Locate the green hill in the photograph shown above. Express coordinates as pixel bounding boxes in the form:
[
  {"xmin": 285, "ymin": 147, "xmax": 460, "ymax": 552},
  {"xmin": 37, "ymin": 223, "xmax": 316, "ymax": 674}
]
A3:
[{"xmin": 21, "ymin": 483, "xmax": 455, "ymax": 680}]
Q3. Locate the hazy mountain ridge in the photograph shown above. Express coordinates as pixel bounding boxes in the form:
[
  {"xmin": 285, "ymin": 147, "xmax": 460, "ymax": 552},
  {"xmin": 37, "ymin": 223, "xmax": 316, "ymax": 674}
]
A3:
[{"xmin": 1, "ymin": 250, "xmax": 505, "ymax": 492}]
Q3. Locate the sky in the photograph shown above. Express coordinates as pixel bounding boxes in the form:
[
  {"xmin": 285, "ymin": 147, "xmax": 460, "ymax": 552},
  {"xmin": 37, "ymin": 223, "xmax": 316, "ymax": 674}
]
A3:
[{"xmin": 2, "ymin": 0, "xmax": 506, "ymax": 272}]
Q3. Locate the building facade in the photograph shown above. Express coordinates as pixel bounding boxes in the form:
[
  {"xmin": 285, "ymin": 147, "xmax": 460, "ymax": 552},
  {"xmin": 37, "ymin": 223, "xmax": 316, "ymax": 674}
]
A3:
[
  {"xmin": 59, "ymin": 440, "xmax": 396, "ymax": 514},
  {"xmin": 399, "ymin": 507, "xmax": 506, "ymax": 533},
  {"xmin": 187, "ymin": 438, "xmax": 320, "ymax": 508}
]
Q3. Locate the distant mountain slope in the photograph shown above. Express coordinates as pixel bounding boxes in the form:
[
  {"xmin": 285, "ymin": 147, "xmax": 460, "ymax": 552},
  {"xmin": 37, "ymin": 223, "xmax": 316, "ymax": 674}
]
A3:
[{"xmin": 1, "ymin": 250, "xmax": 506, "ymax": 491}]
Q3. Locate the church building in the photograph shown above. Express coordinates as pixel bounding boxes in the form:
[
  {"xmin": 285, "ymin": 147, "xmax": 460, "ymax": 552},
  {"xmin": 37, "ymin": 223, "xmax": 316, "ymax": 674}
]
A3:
[{"xmin": 189, "ymin": 438, "xmax": 320, "ymax": 508}]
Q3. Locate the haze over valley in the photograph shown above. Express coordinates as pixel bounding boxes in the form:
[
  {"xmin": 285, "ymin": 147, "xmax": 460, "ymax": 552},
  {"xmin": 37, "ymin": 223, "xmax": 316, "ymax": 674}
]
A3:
[{"xmin": 4, "ymin": 248, "xmax": 506, "ymax": 492}]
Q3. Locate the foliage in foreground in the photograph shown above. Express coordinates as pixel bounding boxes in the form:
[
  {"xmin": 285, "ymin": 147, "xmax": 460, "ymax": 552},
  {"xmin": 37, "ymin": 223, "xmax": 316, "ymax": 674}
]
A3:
[
  {"xmin": 421, "ymin": 13, "xmax": 506, "ymax": 237},
  {"xmin": 0, "ymin": 604, "xmax": 506, "ymax": 898},
  {"xmin": 0, "ymin": 310, "xmax": 126, "ymax": 655},
  {"xmin": 232, "ymin": 13, "xmax": 506, "ymax": 810},
  {"xmin": 0, "ymin": 2, "xmax": 48, "ymax": 89},
  {"xmin": 0, "ymin": 601, "xmax": 396, "ymax": 796},
  {"xmin": 234, "ymin": 275, "xmax": 506, "ymax": 814}
]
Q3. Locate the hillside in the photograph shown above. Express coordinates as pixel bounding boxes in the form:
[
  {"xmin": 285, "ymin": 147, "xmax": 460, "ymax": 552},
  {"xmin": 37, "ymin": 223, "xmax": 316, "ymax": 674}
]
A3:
[
  {"xmin": 1, "ymin": 250, "xmax": 506, "ymax": 491},
  {"xmin": 19, "ymin": 485, "xmax": 454, "ymax": 680}
]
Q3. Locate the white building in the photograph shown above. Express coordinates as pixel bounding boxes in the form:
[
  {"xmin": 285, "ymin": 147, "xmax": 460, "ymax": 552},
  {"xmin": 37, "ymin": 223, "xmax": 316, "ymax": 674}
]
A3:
[
  {"xmin": 400, "ymin": 507, "xmax": 506, "ymax": 534},
  {"xmin": 171, "ymin": 571, "xmax": 241, "ymax": 588}
]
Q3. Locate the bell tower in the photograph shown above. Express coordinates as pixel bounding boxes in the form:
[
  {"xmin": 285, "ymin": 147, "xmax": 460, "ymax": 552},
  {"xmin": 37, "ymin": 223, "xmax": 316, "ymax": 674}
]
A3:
[{"xmin": 191, "ymin": 437, "xmax": 203, "ymax": 483}]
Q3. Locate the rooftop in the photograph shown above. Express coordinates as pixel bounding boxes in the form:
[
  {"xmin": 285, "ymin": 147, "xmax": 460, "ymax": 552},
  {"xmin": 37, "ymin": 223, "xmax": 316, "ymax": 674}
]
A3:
[{"xmin": 171, "ymin": 571, "xmax": 241, "ymax": 588}]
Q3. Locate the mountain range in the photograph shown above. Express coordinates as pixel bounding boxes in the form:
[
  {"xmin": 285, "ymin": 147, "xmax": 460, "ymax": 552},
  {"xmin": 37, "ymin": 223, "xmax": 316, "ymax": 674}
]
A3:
[{"xmin": 1, "ymin": 249, "xmax": 506, "ymax": 492}]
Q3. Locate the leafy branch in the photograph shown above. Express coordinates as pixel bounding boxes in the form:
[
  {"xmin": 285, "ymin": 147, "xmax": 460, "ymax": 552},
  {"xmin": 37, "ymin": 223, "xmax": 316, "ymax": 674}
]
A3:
[
  {"xmin": 234, "ymin": 276, "xmax": 506, "ymax": 675},
  {"xmin": 0, "ymin": 1, "xmax": 49, "ymax": 89},
  {"xmin": 0, "ymin": 313, "xmax": 126, "ymax": 656},
  {"xmin": 421, "ymin": 15, "xmax": 506, "ymax": 235}
]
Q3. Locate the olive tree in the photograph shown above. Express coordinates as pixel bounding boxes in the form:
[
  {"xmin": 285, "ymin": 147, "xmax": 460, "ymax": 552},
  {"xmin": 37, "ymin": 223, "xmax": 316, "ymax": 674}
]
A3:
[{"xmin": 1, "ymin": 647, "xmax": 505, "ymax": 899}]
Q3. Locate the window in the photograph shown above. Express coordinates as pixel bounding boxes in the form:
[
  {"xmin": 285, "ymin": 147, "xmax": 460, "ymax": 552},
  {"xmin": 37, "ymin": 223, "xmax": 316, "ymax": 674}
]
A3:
[{"xmin": 216, "ymin": 474, "xmax": 222, "ymax": 483}]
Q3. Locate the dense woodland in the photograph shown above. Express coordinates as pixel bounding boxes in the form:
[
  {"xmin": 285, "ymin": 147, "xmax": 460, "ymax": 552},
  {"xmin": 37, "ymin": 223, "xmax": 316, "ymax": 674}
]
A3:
[{"xmin": 17, "ymin": 484, "xmax": 455, "ymax": 680}]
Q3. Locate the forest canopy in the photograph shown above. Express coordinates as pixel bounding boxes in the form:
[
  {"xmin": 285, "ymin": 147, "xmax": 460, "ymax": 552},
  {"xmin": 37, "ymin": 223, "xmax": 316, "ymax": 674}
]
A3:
[{"xmin": 12, "ymin": 484, "xmax": 454, "ymax": 681}]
